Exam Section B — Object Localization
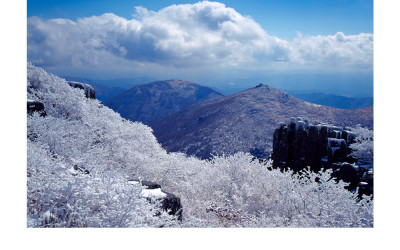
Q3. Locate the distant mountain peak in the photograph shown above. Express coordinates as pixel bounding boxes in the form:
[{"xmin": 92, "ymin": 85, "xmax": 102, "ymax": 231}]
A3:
[
  {"xmin": 254, "ymin": 83, "xmax": 266, "ymax": 88},
  {"xmin": 104, "ymin": 80, "xmax": 223, "ymax": 125},
  {"xmin": 165, "ymin": 80, "xmax": 192, "ymax": 85}
]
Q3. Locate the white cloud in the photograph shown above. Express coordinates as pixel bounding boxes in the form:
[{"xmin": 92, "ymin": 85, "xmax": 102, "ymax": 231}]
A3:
[
  {"xmin": 27, "ymin": 1, "xmax": 373, "ymax": 77},
  {"xmin": 289, "ymin": 32, "xmax": 373, "ymax": 70}
]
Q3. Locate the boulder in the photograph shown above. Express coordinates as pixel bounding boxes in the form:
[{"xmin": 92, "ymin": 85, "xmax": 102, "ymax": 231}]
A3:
[
  {"xmin": 128, "ymin": 179, "xmax": 182, "ymax": 220},
  {"xmin": 140, "ymin": 180, "xmax": 161, "ymax": 189},
  {"xmin": 358, "ymin": 170, "xmax": 373, "ymax": 197},
  {"xmin": 72, "ymin": 164, "xmax": 90, "ymax": 175},
  {"xmin": 27, "ymin": 99, "xmax": 46, "ymax": 117},
  {"xmin": 67, "ymin": 81, "xmax": 96, "ymax": 99},
  {"xmin": 331, "ymin": 163, "xmax": 366, "ymax": 191},
  {"xmin": 161, "ymin": 191, "xmax": 183, "ymax": 220}
]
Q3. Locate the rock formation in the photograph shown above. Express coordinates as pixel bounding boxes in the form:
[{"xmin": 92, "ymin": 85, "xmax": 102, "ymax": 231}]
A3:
[
  {"xmin": 67, "ymin": 81, "xmax": 96, "ymax": 99},
  {"xmin": 27, "ymin": 99, "xmax": 46, "ymax": 117},
  {"xmin": 128, "ymin": 179, "xmax": 182, "ymax": 220},
  {"xmin": 271, "ymin": 118, "xmax": 373, "ymax": 196}
]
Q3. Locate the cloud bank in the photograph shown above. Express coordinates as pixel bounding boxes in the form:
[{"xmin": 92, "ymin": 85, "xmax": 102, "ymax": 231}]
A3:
[{"xmin": 27, "ymin": 1, "xmax": 373, "ymax": 78}]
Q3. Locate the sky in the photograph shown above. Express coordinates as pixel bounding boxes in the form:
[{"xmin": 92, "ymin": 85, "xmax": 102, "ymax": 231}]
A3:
[{"xmin": 27, "ymin": 0, "xmax": 374, "ymax": 96}]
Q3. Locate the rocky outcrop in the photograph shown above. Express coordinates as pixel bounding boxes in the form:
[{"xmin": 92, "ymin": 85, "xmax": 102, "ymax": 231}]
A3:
[
  {"xmin": 272, "ymin": 118, "xmax": 356, "ymax": 172},
  {"xmin": 27, "ymin": 99, "xmax": 46, "ymax": 116},
  {"xmin": 67, "ymin": 81, "xmax": 96, "ymax": 99},
  {"xmin": 329, "ymin": 163, "xmax": 367, "ymax": 192},
  {"xmin": 128, "ymin": 179, "xmax": 182, "ymax": 220},
  {"xmin": 160, "ymin": 191, "xmax": 182, "ymax": 221},
  {"xmin": 272, "ymin": 118, "xmax": 372, "ymax": 196},
  {"xmin": 358, "ymin": 169, "xmax": 373, "ymax": 197}
]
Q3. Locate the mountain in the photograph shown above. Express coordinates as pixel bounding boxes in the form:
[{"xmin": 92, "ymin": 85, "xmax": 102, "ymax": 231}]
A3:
[
  {"xmin": 288, "ymin": 92, "xmax": 373, "ymax": 109},
  {"xmin": 103, "ymin": 80, "xmax": 224, "ymax": 125},
  {"xmin": 63, "ymin": 76, "xmax": 126, "ymax": 101},
  {"xmin": 150, "ymin": 84, "xmax": 373, "ymax": 159}
]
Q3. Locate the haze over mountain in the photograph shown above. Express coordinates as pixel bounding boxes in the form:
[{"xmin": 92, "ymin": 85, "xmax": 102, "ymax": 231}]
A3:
[
  {"xmin": 288, "ymin": 92, "xmax": 373, "ymax": 109},
  {"xmin": 63, "ymin": 76, "xmax": 127, "ymax": 101},
  {"xmin": 151, "ymin": 84, "xmax": 373, "ymax": 159},
  {"xmin": 104, "ymin": 80, "xmax": 224, "ymax": 125}
]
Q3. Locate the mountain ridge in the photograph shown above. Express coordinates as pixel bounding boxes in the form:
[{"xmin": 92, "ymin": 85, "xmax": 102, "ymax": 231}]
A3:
[
  {"xmin": 104, "ymin": 80, "xmax": 224, "ymax": 125},
  {"xmin": 151, "ymin": 84, "xmax": 373, "ymax": 159}
]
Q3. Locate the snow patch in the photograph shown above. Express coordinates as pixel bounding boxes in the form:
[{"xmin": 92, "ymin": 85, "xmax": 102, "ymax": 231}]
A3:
[
  {"xmin": 305, "ymin": 102, "xmax": 321, "ymax": 107},
  {"xmin": 140, "ymin": 188, "xmax": 167, "ymax": 199}
]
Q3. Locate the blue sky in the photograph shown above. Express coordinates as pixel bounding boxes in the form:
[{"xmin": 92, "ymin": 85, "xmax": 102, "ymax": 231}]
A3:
[
  {"xmin": 28, "ymin": 0, "xmax": 373, "ymax": 40},
  {"xmin": 27, "ymin": 0, "xmax": 374, "ymax": 96}
]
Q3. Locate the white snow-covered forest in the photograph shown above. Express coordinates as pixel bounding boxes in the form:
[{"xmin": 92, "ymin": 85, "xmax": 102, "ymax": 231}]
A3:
[{"xmin": 27, "ymin": 62, "xmax": 373, "ymax": 227}]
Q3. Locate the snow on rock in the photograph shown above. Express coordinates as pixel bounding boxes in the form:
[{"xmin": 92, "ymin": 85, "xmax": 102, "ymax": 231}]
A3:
[
  {"xmin": 67, "ymin": 81, "xmax": 96, "ymax": 99},
  {"xmin": 127, "ymin": 180, "xmax": 140, "ymax": 185},
  {"xmin": 128, "ymin": 179, "xmax": 183, "ymax": 220},
  {"xmin": 140, "ymin": 188, "xmax": 168, "ymax": 199},
  {"xmin": 27, "ymin": 99, "xmax": 46, "ymax": 116}
]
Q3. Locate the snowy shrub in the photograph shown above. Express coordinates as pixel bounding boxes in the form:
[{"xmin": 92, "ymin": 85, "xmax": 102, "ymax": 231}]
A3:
[
  {"xmin": 27, "ymin": 63, "xmax": 177, "ymax": 227},
  {"xmin": 171, "ymin": 154, "xmax": 373, "ymax": 227},
  {"xmin": 350, "ymin": 125, "xmax": 373, "ymax": 166},
  {"xmin": 27, "ymin": 63, "xmax": 373, "ymax": 227},
  {"xmin": 27, "ymin": 139, "xmax": 175, "ymax": 227}
]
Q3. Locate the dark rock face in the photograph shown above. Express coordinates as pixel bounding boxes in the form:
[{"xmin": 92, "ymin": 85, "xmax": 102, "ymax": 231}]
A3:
[
  {"xmin": 161, "ymin": 191, "xmax": 183, "ymax": 220},
  {"xmin": 128, "ymin": 179, "xmax": 182, "ymax": 220},
  {"xmin": 140, "ymin": 180, "xmax": 162, "ymax": 189},
  {"xmin": 27, "ymin": 99, "xmax": 46, "ymax": 116},
  {"xmin": 327, "ymin": 138, "xmax": 348, "ymax": 163},
  {"xmin": 272, "ymin": 118, "xmax": 373, "ymax": 196},
  {"xmin": 272, "ymin": 118, "xmax": 355, "ymax": 172},
  {"xmin": 358, "ymin": 170, "xmax": 374, "ymax": 197},
  {"xmin": 67, "ymin": 81, "xmax": 96, "ymax": 99},
  {"xmin": 330, "ymin": 163, "xmax": 367, "ymax": 191}
]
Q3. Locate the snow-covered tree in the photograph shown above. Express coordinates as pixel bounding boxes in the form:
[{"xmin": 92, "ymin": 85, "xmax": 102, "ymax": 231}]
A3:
[{"xmin": 350, "ymin": 125, "xmax": 373, "ymax": 167}]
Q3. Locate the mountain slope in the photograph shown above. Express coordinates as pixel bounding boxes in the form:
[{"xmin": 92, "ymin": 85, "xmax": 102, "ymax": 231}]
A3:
[
  {"xmin": 289, "ymin": 92, "xmax": 373, "ymax": 109},
  {"xmin": 104, "ymin": 80, "xmax": 223, "ymax": 124},
  {"xmin": 151, "ymin": 84, "xmax": 373, "ymax": 159}
]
